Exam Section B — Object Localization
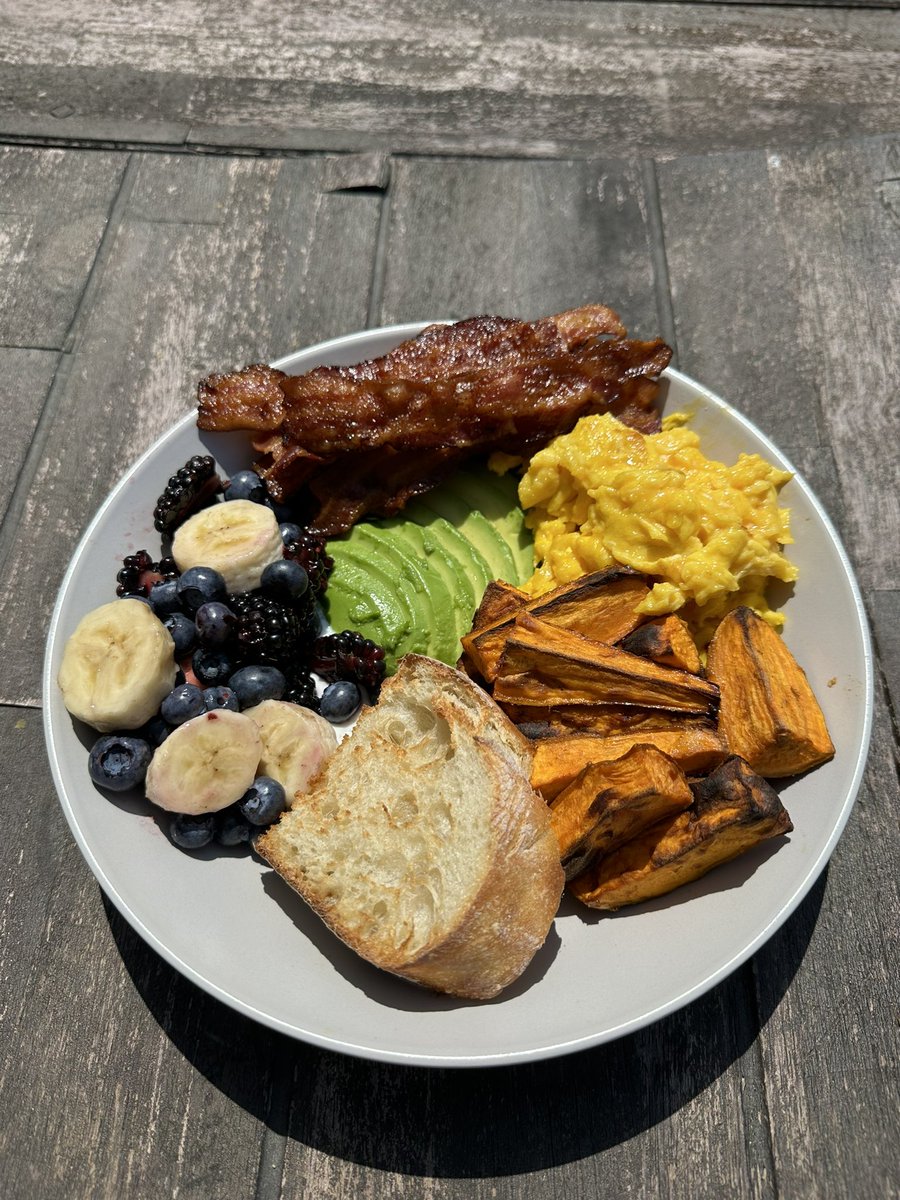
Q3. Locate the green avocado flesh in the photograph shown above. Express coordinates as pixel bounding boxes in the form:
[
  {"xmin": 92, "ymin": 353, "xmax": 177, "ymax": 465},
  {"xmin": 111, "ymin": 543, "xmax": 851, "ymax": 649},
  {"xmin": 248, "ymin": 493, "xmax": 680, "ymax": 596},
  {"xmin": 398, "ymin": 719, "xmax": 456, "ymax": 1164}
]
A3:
[{"xmin": 324, "ymin": 466, "xmax": 535, "ymax": 673}]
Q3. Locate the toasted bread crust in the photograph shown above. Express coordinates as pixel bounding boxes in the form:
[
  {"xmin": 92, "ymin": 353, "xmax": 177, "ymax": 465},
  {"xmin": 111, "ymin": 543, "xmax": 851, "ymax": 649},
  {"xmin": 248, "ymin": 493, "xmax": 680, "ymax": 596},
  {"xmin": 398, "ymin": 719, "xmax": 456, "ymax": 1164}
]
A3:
[{"xmin": 257, "ymin": 655, "xmax": 563, "ymax": 1000}]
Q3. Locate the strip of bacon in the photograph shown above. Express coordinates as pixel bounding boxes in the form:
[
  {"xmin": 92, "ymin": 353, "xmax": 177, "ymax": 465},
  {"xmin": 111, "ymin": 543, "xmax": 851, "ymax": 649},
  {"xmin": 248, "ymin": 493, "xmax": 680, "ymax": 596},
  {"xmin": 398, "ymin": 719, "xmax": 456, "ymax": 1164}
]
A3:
[{"xmin": 197, "ymin": 306, "xmax": 672, "ymax": 535}]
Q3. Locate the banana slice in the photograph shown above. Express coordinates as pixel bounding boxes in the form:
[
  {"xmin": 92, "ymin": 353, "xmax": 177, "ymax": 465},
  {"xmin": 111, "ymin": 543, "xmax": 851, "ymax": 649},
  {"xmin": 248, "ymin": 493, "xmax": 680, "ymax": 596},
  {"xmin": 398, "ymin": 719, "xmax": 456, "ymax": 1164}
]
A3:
[
  {"xmin": 172, "ymin": 499, "xmax": 283, "ymax": 593},
  {"xmin": 244, "ymin": 699, "xmax": 338, "ymax": 801},
  {"xmin": 58, "ymin": 599, "xmax": 177, "ymax": 732},
  {"xmin": 145, "ymin": 709, "xmax": 262, "ymax": 814}
]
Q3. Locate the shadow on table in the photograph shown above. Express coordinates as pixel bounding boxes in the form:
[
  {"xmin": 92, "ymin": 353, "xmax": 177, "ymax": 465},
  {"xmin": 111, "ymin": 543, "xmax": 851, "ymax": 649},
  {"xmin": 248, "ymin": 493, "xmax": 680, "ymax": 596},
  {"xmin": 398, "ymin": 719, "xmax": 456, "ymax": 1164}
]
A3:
[{"xmin": 106, "ymin": 869, "xmax": 825, "ymax": 1177}]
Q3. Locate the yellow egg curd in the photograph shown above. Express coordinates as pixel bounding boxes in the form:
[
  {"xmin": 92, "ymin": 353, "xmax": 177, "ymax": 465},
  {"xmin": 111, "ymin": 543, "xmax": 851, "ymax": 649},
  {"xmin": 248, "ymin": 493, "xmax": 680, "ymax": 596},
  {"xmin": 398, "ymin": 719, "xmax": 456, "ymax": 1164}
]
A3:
[{"xmin": 517, "ymin": 413, "xmax": 798, "ymax": 645}]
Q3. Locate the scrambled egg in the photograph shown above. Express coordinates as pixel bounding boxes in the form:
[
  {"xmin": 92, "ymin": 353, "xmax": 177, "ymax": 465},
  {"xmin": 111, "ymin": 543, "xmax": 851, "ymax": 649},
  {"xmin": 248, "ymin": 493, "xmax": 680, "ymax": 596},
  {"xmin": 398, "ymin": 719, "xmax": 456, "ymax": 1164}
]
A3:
[{"xmin": 518, "ymin": 413, "xmax": 798, "ymax": 644}]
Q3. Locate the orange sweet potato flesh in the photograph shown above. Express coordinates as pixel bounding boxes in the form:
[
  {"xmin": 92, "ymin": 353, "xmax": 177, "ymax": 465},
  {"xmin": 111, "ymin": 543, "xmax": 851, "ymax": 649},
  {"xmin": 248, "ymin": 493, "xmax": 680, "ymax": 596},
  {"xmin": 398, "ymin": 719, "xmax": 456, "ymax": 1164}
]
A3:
[
  {"xmin": 531, "ymin": 726, "xmax": 729, "ymax": 800},
  {"xmin": 569, "ymin": 756, "xmax": 793, "ymax": 910},
  {"xmin": 707, "ymin": 606, "xmax": 834, "ymax": 777},
  {"xmin": 550, "ymin": 744, "xmax": 693, "ymax": 880},
  {"xmin": 470, "ymin": 580, "xmax": 531, "ymax": 633},
  {"xmin": 494, "ymin": 614, "xmax": 719, "ymax": 716},
  {"xmin": 618, "ymin": 615, "xmax": 701, "ymax": 674},
  {"xmin": 463, "ymin": 568, "xmax": 649, "ymax": 683}
]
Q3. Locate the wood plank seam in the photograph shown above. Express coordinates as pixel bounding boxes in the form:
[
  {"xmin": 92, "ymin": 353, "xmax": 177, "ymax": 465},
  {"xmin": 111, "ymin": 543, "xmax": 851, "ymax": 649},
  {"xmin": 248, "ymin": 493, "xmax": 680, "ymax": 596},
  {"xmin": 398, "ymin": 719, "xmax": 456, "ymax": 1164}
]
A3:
[
  {"xmin": 641, "ymin": 158, "xmax": 680, "ymax": 364},
  {"xmin": 366, "ymin": 168, "xmax": 394, "ymax": 329},
  {"xmin": 0, "ymin": 154, "xmax": 135, "ymax": 581}
]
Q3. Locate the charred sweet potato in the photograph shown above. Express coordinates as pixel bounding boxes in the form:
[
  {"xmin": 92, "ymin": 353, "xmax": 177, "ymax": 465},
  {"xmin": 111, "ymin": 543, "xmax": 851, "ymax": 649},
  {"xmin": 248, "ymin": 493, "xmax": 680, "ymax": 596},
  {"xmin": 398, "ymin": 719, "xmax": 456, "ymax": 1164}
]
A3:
[
  {"xmin": 707, "ymin": 606, "xmax": 834, "ymax": 777},
  {"xmin": 462, "ymin": 568, "xmax": 649, "ymax": 683},
  {"xmin": 500, "ymin": 702, "xmax": 717, "ymax": 739},
  {"xmin": 458, "ymin": 580, "xmax": 531, "ymax": 679},
  {"xmin": 494, "ymin": 614, "xmax": 719, "ymax": 716},
  {"xmin": 469, "ymin": 580, "xmax": 530, "ymax": 633},
  {"xmin": 531, "ymin": 726, "xmax": 729, "ymax": 800},
  {"xmin": 550, "ymin": 745, "xmax": 693, "ymax": 880},
  {"xmin": 569, "ymin": 756, "xmax": 793, "ymax": 910},
  {"xmin": 618, "ymin": 615, "xmax": 701, "ymax": 674}
]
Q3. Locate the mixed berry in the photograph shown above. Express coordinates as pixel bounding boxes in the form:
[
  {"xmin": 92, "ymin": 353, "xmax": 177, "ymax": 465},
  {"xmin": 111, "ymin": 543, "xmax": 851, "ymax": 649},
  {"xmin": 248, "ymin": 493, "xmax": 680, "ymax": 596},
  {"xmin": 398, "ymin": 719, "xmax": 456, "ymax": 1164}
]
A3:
[{"xmin": 79, "ymin": 455, "xmax": 387, "ymax": 855}]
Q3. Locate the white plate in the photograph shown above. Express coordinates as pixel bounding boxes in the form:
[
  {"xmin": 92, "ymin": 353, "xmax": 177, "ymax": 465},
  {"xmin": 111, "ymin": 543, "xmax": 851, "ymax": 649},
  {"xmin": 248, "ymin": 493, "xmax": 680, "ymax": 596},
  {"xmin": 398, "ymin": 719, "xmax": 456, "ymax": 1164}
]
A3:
[{"xmin": 43, "ymin": 323, "xmax": 873, "ymax": 1067}]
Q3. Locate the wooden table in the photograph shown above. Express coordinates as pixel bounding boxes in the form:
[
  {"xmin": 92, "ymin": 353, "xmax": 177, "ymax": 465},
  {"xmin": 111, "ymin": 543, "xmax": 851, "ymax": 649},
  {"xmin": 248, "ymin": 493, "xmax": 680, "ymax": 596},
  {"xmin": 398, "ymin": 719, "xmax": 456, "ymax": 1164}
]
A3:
[{"xmin": 2, "ymin": 3, "xmax": 898, "ymax": 1197}]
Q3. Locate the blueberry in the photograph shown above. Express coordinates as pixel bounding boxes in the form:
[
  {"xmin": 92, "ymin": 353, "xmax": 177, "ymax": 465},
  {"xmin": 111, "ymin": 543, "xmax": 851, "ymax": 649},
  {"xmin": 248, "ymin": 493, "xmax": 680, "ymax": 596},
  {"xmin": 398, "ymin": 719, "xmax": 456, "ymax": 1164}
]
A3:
[
  {"xmin": 176, "ymin": 566, "xmax": 226, "ymax": 614},
  {"xmin": 238, "ymin": 776, "xmax": 287, "ymax": 826},
  {"xmin": 192, "ymin": 648, "xmax": 235, "ymax": 686},
  {"xmin": 88, "ymin": 735, "xmax": 153, "ymax": 791},
  {"xmin": 224, "ymin": 469, "xmax": 267, "ymax": 503},
  {"xmin": 161, "ymin": 682, "xmax": 206, "ymax": 725},
  {"xmin": 195, "ymin": 601, "xmax": 236, "ymax": 647},
  {"xmin": 261, "ymin": 558, "xmax": 308, "ymax": 600},
  {"xmin": 228, "ymin": 664, "xmax": 286, "ymax": 707},
  {"xmin": 217, "ymin": 807, "xmax": 253, "ymax": 846},
  {"xmin": 268, "ymin": 501, "xmax": 295, "ymax": 522},
  {"xmin": 169, "ymin": 812, "xmax": 216, "ymax": 851},
  {"xmin": 137, "ymin": 714, "xmax": 172, "ymax": 747},
  {"xmin": 319, "ymin": 680, "xmax": 362, "ymax": 723},
  {"xmin": 203, "ymin": 685, "xmax": 239, "ymax": 712},
  {"xmin": 148, "ymin": 578, "xmax": 181, "ymax": 617},
  {"xmin": 279, "ymin": 521, "xmax": 303, "ymax": 546},
  {"xmin": 163, "ymin": 611, "xmax": 197, "ymax": 658}
]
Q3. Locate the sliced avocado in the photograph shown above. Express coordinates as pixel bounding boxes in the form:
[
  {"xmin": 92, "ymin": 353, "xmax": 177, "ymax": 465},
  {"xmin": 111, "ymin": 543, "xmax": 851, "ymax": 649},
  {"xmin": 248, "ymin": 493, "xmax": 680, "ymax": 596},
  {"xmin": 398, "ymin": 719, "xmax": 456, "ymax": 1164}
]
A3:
[
  {"xmin": 353, "ymin": 523, "xmax": 459, "ymax": 667},
  {"xmin": 411, "ymin": 468, "xmax": 535, "ymax": 586},
  {"xmin": 384, "ymin": 518, "xmax": 476, "ymax": 658},
  {"xmin": 404, "ymin": 506, "xmax": 493, "ymax": 600},
  {"xmin": 326, "ymin": 531, "xmax": 429, "ymax": 671},
  {"xmin": 437, "ymin": 467, "xmax": 520, "ymax": 525}
]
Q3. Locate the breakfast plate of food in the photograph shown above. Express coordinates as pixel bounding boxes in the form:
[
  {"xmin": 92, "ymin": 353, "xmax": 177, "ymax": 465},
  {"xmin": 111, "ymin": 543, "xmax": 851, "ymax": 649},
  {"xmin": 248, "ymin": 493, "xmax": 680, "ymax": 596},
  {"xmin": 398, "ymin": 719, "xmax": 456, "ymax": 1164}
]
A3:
[{"xmin": 43, "ymin": 310, "xmax": 873, "ymax": 1066}]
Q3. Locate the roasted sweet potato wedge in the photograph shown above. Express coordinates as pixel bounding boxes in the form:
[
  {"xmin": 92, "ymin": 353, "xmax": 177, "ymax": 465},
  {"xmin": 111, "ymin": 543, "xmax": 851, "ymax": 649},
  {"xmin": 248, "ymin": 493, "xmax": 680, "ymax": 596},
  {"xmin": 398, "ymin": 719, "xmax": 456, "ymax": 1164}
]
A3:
[
  {"xmin": 469, "ymin": 580, "xmax": 531, "ymax": 634},
  {"xmin": 494, "ymin": 614, "xmax": 719, "ymax": 716},
  {"xmin": 569, "ymin": 756, "xmax": 793, "ymax": 910},
  {"xmin": 462, "ymin": 568, "xmax": 649, "ymax": 683},
  {"xmin": 550, "ymin": 745, "xmax": 693, "ymax": 880},
  {"xmin": 500, "ymin": 702, "xmax": 717, "ymax": 739},
  {"xmin": 707, "ymin": 606, "xmax": 834, "ymax": 777},
  {"xmin": 618, "ymin": 615, "xmax": 701, "ymax": 674},
  {"xmin": 531, "ymin": 726, "xmax": 729, "ymax": 800},
  {"xmin": 458, "ymin": 580, "xmax": 531, "ymax": 678}
]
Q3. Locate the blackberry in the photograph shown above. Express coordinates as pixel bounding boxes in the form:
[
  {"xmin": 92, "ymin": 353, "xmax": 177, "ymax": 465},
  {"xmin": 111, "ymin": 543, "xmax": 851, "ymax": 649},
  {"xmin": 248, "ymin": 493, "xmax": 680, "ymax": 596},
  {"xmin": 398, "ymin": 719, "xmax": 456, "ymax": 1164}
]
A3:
[
  {"xmin": 116, "ymin": 550, "xmax": 179, "ymax": 598},
  {"xmin": 284, "ymin": 671, "xmax": 320, "ymax": 713},
  {"xmin": 229, "ymin": 592, "xmax": 315, "ymax": 674},
  {"xmin": 283, "ymin": 529, "xmax": 333, "ymax": 598},
  {"xmin": 153, "ymin": 454, "xmax": 225, "ymax": 537},
  {"xmin": 310, "ymin": 630, "xmax": 386, "ymax": 698}
]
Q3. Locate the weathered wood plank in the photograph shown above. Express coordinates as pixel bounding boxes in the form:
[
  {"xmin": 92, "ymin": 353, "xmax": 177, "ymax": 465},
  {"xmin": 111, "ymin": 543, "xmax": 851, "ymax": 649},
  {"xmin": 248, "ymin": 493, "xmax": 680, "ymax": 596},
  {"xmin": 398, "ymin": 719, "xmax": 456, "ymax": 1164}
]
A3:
[
  {"xmin": 0, "ymin": 146, "xmax": 126, "ymax": 349},
  {"xmin": 1, "ymin": 2, "xmax": 898, "ymax": 157},
  {"xmin": 0, "ymin": 347, "xmax": 57, "ymax": 525},
  {"xmin": 870, "ymin": 589, "xmax": 900, "ymax": 717},
  {"xmin": 0, "ymin": 149, "xmax": 381, "ymax": 699},
  {"xmin": 0, "ymin": 706, "xmax": 282, "ymax": 1200},
  {"xmin": 656, "ymin": 136, "xmax": 900, "ymax": 593},
  {"xmin": 752, "ymin": 681, "xmax": 900, "ymax": 1200},
  {"xmin": 657, "ymin": 136, "xmax": 900, "ymax": 1200},
  {"xmin": 273, "ymin": 963, "xmax": 775, "ymax": 1198},
  {"xmin": 379, "ymin": 156, "xmax": 664, "ymax": 339}
]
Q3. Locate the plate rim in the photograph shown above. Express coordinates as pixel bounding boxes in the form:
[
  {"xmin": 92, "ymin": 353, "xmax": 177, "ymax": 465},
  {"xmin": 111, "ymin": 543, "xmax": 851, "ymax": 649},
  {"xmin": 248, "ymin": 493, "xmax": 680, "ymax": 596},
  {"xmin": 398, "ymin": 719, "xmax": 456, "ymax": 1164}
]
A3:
[{"xmin": 42, "ymin": 325, "xmax": 875, "ymax": 1067}]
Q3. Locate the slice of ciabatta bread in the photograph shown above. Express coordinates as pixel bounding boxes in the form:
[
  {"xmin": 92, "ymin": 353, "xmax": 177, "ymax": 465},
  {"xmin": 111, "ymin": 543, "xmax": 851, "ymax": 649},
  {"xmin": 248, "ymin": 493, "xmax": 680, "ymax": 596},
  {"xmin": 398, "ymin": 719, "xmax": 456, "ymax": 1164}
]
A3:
[{"xmin": 256, "ymin": 654, "xmax": 564, "ymax": 1000}]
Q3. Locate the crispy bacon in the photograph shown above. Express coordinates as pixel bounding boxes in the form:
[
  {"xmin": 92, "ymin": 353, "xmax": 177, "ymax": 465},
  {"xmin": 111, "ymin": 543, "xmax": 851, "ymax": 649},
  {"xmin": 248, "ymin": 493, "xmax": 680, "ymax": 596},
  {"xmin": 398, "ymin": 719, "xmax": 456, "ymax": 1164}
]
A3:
[{"xmin": 197, "ymin": 306, "xmax": 672, "ymax": 535}]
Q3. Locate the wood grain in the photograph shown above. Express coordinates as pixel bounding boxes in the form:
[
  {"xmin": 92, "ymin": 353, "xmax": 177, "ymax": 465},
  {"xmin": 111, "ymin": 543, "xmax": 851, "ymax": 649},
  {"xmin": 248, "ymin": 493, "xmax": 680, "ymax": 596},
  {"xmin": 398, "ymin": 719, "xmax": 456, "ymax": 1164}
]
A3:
[
  {"xmin": 657, "ymin": 136, "xmax": 900, "ymax": 1200},
  {"xmin": 0, "ymin": 150, "xmax": 381, "ymax": 707},
  {"xmin": 1, "ymin": 2, "xmax": 898, "ymax": 157},
  {"xmin": 1, "ymin": 104, "xmax": 897, "ymax": 1200},
  {"xmin": 378, "ymin": 156, "xmax": 665, "ymax": 340},
  {"xmin": 0, "ymin": 146, "xmax": 126, "ymax": 349},
  {"xmin": 656, "ymin": 137, "xmax": 900, "ymax": 592}
]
